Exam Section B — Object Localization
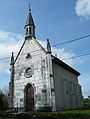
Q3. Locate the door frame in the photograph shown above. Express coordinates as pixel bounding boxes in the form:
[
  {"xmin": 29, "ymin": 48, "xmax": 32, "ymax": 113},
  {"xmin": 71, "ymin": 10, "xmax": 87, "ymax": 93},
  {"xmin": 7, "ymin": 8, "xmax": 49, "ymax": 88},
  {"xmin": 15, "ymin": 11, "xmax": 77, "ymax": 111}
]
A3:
[{"xmin": 24, "ymin": 83, "xmax": 35, "ymax": 111}]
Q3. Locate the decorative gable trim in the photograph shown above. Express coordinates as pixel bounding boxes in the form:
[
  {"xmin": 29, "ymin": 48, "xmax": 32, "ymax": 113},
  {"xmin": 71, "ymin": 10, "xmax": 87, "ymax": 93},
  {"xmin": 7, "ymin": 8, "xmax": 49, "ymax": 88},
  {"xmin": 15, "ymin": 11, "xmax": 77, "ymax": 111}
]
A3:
[{"xmin": 14, "ymin": 39, "xmax": 26, "ymax": 63}]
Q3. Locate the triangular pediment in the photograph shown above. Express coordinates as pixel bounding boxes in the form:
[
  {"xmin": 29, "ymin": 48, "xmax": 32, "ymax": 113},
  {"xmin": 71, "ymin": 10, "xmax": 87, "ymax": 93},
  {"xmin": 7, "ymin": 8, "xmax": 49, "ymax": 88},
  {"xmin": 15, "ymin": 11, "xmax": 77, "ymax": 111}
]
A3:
[{"xmin": 14, "ymin": 37, "xmax": 47, "ymax": 64}]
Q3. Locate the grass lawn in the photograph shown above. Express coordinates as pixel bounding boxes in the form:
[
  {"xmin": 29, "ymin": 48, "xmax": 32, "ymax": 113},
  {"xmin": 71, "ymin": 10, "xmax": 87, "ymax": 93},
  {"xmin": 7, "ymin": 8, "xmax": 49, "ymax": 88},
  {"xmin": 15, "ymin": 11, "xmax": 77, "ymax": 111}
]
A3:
[
  {"xmin": 16, "ymin": 109, "xmax": 90, "ymax": 118},
  {"xmin": 59, "ymin": 109, "xmax": 90, "ymax": 116},
  {"xmin": 0, "ymin": 109, "xmax": 90, "ymax": 119}
]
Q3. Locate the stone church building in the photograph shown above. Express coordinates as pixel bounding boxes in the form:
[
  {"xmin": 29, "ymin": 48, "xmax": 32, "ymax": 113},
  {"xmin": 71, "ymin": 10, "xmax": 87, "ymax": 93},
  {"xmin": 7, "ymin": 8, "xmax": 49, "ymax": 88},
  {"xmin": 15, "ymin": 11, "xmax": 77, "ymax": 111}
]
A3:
[{"xmin": 9, "ymin": 7, "xmax": 83, "ymax": 111}]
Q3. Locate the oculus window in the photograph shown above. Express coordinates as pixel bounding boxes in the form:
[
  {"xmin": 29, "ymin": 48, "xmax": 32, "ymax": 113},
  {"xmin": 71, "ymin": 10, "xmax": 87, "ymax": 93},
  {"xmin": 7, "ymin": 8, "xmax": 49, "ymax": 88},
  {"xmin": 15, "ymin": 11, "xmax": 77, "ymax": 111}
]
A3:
[{"xmin": 25, "ymin": 67, "xmax": 33, "ymax": 78}]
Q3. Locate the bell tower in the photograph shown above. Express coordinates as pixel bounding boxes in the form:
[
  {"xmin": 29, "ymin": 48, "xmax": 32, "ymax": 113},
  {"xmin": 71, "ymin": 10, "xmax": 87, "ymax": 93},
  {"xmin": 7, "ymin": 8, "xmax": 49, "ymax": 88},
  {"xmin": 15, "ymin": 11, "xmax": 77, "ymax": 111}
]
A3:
[{"xmin": 24, "ymin": 5, "xmax": 35, "ymax": 39}]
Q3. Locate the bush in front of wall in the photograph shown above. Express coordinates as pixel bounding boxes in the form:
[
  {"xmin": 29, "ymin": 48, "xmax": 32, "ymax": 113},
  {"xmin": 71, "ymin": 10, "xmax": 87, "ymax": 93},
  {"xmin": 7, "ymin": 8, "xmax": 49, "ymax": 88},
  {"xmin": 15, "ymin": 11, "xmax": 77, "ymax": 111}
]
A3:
[{"xmin": 37, "ymin": 106, "xmax": 52, "ymax": 112}]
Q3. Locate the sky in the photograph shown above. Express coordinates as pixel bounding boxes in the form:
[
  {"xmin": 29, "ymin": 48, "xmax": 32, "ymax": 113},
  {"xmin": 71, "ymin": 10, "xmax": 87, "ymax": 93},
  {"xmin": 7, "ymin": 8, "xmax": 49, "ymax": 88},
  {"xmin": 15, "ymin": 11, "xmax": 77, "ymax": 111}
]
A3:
[{"xmin": 0, "ymin": 0, "xmax": 90, "ymax": 97}]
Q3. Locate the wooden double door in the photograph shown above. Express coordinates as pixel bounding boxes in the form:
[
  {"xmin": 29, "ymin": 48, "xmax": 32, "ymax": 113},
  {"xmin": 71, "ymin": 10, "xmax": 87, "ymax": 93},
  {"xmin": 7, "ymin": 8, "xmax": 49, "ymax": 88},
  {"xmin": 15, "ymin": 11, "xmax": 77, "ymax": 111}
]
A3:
[{"xmin": 26, "ymin": 85, "xmax": 34, "ymax": 111}]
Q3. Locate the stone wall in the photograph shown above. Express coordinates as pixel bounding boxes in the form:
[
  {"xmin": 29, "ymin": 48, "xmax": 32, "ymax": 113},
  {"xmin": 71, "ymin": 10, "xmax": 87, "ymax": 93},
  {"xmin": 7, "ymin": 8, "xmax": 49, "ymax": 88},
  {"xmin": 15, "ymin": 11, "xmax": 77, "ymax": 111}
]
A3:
[
  {"xmin": 13, "ymin": 37, "xmax": 52, "ymax": 110},
  {"xmin": 53, "ymin": 62, "xmax": 83, "ymax": 111}
]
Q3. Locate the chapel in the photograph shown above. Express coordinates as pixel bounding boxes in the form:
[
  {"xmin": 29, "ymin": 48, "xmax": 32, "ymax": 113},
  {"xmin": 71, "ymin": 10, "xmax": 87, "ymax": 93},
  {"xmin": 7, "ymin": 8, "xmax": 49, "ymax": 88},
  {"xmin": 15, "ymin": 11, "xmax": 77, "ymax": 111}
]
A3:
[{"xmin": 9, "ymin": 7, "xmax": 83, "ymax": 111}]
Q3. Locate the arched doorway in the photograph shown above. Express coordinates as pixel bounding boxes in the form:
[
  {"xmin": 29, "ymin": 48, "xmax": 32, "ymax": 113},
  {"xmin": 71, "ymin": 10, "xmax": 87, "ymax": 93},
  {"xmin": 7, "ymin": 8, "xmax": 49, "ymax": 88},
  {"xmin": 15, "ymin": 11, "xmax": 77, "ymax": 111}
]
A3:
[{"xmin": 25, "ymin": 84, "xmax": 34, "ymax": 111}]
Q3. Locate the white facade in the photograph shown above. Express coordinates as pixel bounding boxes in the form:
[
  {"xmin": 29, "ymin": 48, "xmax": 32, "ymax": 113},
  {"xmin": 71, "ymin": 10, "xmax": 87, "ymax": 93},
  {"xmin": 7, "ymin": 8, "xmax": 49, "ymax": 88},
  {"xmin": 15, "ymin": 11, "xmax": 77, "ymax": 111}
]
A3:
[{"xmin": 13, "ymin": 37, "xmax": 55, "ymax": 111}]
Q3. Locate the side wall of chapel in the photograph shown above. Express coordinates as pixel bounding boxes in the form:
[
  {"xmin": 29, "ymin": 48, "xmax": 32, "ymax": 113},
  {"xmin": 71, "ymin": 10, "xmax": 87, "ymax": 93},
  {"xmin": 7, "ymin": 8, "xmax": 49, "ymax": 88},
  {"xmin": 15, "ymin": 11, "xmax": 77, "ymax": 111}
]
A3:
[{"xmin": 53, "ymin": 62, "xmax": 83, "ymax": 111}]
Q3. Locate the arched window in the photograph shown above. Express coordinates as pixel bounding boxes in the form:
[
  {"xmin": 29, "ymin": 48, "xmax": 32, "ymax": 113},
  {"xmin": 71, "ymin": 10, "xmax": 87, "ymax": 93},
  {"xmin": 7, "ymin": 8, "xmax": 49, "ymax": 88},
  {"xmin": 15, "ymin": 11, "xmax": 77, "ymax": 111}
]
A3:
[
  {"xmin": 33, "ymin": 27, "xmax": 35, "ymax": 35},
  {"xmin": 29, "ymin": 27, "xmax": 32, "ymax": 34},
  {"xmin": 26, "ymin": 27, "xmax": 28, "ymax": 35},
  {"xmin": 65, "ymin": 79, "xmax": 69, "ymax": 94}
]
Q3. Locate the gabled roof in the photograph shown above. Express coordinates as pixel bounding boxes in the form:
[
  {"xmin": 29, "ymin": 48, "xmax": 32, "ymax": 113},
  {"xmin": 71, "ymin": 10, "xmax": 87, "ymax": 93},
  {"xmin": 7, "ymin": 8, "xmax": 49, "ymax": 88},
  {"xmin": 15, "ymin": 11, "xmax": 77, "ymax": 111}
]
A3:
[{"xmin": 52, "ymin": 56, "xmax": 80, "ymax": 76}]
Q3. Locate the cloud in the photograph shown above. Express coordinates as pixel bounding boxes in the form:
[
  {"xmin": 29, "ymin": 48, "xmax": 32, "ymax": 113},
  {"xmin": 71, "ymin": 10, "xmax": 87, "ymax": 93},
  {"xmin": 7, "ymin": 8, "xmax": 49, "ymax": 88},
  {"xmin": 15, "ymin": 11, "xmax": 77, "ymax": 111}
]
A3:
[
  {"xmin": 0, "ymin": 30, "xmax": 23, "ymax": 72},
  {"xmin": 0, "ymin": 30, "xmax": 77, "ymax": 72},
  {"xmin": 79, "ymin": 73, "xmax": 90, "ymax": 97},
  {"xmin": 75, "ymin": 0, "xmax": 90, "ymax": 19},
  {"xmin": 52, "ymin": 48, "xmax": 76, "ymax": 66},
  {"xmin": 0, "ymin": 30, "xmax": 82, "ymax": 91},
  {"xmin": 39, "ymin": 40, "xmax": 76, "ymax": 66},
  {"xmin": 0, "ymin": 30, "xmax": 23, "ymax": 44}
]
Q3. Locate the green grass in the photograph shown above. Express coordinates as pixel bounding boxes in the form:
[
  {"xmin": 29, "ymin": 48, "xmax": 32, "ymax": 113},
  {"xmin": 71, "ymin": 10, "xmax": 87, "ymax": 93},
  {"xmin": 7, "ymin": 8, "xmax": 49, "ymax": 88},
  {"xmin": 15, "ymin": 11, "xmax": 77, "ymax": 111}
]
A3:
[
  {"xmin": 59, "ymin": 109, "xmax": 90, "ymax": 116},
  {"xmin": 0, "ymin": 109, "xmax": 90, "ymax": 119},
  {"xmin": 16, "ymin": 109, "xmax": 90, "ymax": 118}
]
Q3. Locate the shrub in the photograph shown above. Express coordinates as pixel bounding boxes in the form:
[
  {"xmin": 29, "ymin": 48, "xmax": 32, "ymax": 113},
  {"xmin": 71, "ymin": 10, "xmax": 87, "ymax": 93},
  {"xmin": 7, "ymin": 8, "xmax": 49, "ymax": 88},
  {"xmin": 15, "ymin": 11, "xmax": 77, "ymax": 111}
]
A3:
[
  {"xmin": 37, "ymin": 106, "xmax": 52, "ymax": 112},
  {"xmin": 0, "ymin": 90, "xmax": 8, "ymax": 111}
]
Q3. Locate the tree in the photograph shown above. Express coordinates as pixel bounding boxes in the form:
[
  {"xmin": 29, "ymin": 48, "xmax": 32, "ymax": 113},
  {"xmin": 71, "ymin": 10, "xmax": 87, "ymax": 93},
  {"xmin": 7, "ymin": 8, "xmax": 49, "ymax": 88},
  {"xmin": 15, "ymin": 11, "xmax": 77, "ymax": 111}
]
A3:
[
  {"xmin": 87, "ymin": 90, "xmax": 90, "ymax": 99},
  {"xmin": 83, "ymin": 97, "xmax": 90, "ymax": 108},
  {"xmin": 2, "ymin": 86, "xmax": 9, "ymax": 97},
  {"xmin": 0, "ymin": 89, "xmax": 8, "ymax": 111},
  {"xmin": 88, "ymin": 96, "xmax": 90, "ymax": 99}
]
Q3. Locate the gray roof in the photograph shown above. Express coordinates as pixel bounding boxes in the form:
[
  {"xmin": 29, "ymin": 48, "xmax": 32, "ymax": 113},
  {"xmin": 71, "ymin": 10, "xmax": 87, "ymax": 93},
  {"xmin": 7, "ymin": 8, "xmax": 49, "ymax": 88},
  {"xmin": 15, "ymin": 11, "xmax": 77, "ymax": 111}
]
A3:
[
  {"xmin": 52, "ymin": 56, "xmax": 80, "ymax": 76},
  {"xmin": 25, "ymin": 11, "xmax": 35, "ymax": 27}
]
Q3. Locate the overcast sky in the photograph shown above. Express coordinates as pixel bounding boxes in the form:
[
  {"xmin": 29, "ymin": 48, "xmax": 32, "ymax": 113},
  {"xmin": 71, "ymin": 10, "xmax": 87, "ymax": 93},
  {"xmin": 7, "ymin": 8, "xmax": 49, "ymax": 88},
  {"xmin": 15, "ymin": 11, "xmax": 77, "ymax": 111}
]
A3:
[{"xmin": 0, "ymin": 0, "xmax": 90, "ymax": 97}]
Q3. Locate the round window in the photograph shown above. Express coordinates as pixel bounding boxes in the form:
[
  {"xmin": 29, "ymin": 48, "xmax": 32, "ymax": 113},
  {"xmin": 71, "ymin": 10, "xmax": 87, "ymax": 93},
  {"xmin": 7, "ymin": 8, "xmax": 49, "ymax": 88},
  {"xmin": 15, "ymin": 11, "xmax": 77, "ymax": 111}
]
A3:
[{"xmin": 25, "ymin": 67, "xmax": 33, "ymax": 78}]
